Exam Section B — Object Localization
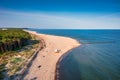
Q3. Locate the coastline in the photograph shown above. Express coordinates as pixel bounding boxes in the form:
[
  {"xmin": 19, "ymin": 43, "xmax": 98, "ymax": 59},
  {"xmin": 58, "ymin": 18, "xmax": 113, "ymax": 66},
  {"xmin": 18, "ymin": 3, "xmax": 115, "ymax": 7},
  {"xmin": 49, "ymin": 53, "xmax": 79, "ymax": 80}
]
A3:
[
  {"xmin": 24, "ymin": 30, "xmax": 80, "ymax": 80},
  {"xmin": 55, "ymin": 45, "xmax": 79, "ymax": 80}
]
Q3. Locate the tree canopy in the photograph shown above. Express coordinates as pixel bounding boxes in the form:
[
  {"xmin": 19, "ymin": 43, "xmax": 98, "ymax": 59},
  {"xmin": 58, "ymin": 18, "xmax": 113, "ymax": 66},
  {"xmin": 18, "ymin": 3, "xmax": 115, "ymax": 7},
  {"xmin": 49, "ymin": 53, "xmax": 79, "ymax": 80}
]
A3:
[
  {"xmin": 0, "ymin": 29, "xmax": 31, "ymax": 53},
  {"xmin": 0, "ymin": 29, "xmax": 31, "ymax": 43}
]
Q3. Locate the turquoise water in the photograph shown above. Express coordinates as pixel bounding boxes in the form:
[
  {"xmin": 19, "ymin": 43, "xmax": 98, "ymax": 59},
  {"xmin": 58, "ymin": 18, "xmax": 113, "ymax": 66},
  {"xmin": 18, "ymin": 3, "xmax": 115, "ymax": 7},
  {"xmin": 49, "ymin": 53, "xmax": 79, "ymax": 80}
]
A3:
[{"xmin": 29, "ymin": 29, "xmax": 120, "ymax": 80}]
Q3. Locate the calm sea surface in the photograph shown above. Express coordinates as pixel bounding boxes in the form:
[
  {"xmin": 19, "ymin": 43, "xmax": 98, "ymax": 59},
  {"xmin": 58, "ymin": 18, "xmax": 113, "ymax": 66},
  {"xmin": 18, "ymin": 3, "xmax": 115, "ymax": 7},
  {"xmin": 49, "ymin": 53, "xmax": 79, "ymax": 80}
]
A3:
[{"xmin": 29, "ymin": 29, "xmax": 120, "ymax": 80}]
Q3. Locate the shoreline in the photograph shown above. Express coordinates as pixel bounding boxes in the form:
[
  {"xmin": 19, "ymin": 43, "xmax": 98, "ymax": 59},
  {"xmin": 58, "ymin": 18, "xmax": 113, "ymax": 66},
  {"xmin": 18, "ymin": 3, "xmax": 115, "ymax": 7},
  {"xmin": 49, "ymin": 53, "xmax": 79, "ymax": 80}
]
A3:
[
  {"xmin": 24, "ymin": 30, "xmax": 80, "ymax": 80},
  {"xmin": 55, "ymin": 45, "xmax": 79, "ymax": 80}
]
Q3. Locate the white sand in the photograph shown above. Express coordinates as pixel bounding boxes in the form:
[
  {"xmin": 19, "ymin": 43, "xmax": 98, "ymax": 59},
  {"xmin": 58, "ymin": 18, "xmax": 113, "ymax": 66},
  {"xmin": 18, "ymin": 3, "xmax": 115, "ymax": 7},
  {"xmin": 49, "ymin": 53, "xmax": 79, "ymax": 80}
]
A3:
[{"xmin": 24, "ymin": 30, "xmax": 80, "ymax": 80}]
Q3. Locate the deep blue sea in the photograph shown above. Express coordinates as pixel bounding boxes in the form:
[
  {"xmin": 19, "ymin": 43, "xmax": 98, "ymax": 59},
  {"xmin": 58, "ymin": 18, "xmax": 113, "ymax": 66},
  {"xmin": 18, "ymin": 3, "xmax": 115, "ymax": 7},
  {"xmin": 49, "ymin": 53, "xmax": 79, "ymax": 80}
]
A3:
[{"xmin": 29, "ymin": 29, "xmax": 120, "ymax": 80}]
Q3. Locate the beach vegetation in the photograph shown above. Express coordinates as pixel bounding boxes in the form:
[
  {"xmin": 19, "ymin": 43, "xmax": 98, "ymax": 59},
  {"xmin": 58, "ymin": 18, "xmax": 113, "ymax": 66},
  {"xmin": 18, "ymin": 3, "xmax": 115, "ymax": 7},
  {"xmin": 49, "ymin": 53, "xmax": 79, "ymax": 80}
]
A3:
[{"xmin": 0, "ymin": 28, "xmax": 41, "ymax": 79}]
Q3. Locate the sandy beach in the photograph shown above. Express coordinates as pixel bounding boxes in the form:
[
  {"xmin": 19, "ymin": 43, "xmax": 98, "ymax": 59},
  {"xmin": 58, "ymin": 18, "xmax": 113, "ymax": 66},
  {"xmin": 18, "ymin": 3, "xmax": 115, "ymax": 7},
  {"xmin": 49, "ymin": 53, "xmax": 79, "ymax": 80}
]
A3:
[{"xmin": 23, "ymin": 30, "xmax": 80, "ymax": 80}]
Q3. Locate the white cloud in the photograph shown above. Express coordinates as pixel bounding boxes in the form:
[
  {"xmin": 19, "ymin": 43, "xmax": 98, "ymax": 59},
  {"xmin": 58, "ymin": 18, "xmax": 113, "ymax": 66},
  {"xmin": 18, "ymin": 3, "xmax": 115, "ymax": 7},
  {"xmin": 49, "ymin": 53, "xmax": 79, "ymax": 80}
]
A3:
[{"xmin": 0, "ymin": 10, "xmax": 120, "ymax": 29}]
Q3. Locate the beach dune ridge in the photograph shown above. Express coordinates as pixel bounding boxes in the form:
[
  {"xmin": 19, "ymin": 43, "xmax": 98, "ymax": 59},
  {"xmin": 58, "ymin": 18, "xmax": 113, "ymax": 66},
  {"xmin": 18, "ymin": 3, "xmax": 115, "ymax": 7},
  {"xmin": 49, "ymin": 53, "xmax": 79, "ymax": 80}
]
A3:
[{"xmin": 24, "ymin": 30, "xmax": 80, "ymax": 80}]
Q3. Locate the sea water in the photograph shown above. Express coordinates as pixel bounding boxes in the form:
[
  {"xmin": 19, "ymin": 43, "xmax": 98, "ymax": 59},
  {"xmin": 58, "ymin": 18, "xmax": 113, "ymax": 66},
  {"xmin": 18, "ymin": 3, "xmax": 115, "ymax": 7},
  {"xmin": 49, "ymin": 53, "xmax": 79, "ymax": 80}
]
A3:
[{"xmin": 29, "ymin": 29, "xmax": 120, "ymax": 80}]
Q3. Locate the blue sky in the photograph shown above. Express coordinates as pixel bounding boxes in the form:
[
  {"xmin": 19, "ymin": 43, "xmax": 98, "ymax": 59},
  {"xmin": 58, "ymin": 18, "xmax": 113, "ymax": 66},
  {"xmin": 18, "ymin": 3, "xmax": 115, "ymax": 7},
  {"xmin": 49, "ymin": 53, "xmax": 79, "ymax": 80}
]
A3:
[{"xmin": 0, "ymin": 0, "xmax": 120, "ymax": 29}]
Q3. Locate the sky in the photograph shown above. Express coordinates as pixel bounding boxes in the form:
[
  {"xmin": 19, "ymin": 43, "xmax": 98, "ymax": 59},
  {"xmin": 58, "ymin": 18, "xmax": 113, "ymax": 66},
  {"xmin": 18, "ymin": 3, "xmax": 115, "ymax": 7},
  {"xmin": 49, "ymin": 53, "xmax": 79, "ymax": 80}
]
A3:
[{"xmin": 0, "ymin": 0, "xmax": 120, "ymax": 29}]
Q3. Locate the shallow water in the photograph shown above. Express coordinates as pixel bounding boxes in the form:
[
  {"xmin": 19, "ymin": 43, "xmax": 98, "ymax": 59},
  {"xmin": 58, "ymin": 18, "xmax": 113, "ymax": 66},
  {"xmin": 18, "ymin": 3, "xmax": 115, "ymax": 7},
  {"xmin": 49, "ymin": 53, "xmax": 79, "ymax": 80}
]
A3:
[{"xmin": 29, "ymin": 29, "xmax": 120, "ymax": 80}]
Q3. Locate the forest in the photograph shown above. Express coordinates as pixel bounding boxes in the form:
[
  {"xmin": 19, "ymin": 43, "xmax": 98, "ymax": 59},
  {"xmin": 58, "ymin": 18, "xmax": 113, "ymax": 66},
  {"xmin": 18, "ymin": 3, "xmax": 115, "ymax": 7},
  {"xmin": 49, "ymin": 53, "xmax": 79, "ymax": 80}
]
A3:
[{"xmin": 0, "ymin": 29, "xmax": 31, "ymax": 53}]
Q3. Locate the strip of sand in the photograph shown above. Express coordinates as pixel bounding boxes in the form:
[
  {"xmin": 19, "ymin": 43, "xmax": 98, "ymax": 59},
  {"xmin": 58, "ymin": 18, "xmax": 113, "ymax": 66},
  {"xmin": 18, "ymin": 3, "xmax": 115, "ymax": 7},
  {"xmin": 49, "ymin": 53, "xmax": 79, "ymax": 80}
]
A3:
[{"xmin": 23, "ymin": 30, "xmax": 80, "ymax": 80}]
